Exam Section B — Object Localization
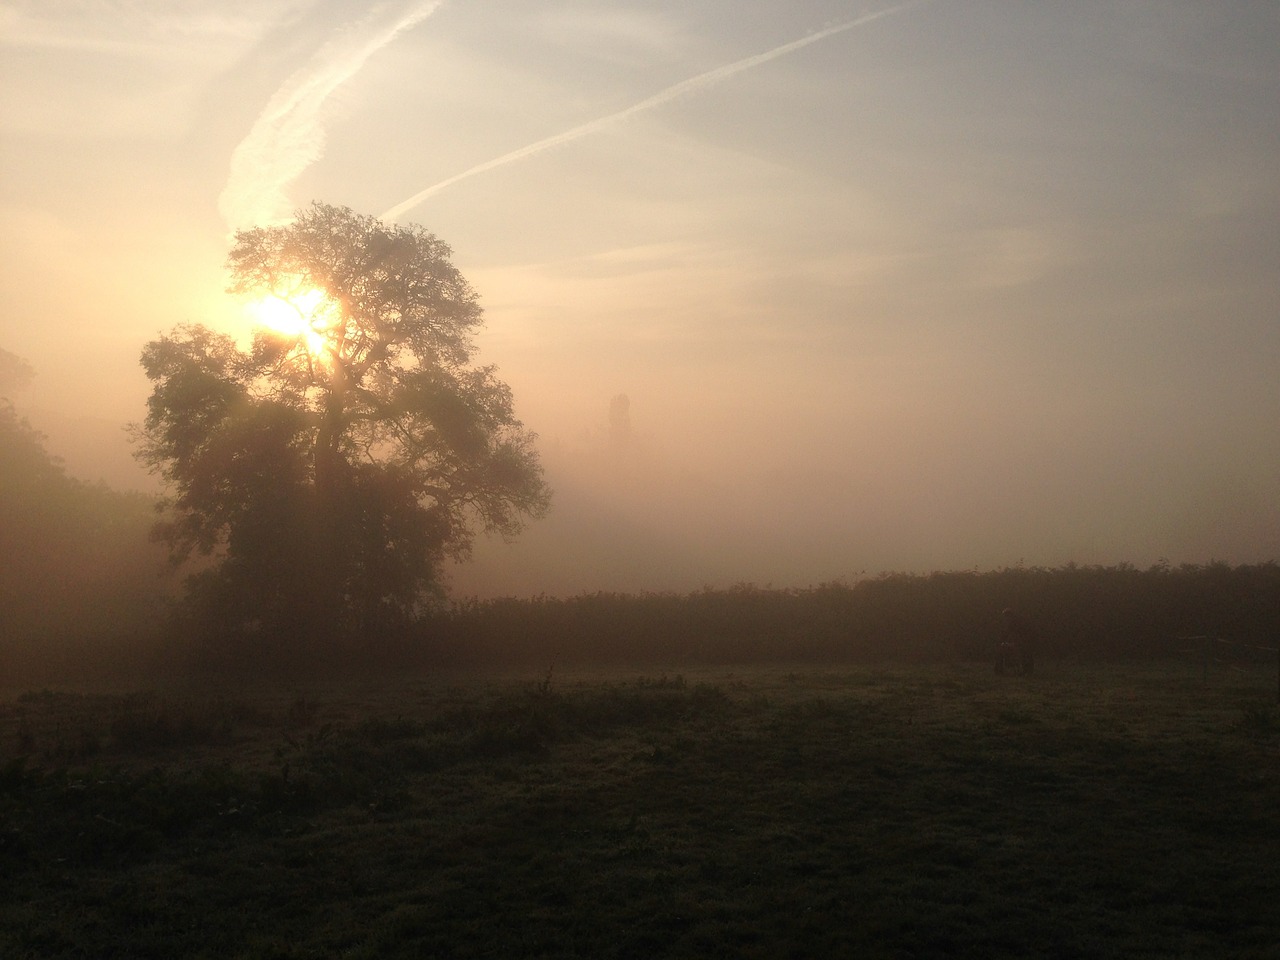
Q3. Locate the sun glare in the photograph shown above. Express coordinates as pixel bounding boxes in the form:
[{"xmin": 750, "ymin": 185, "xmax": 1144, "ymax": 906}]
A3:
[{"xmin": 247, "ymin": 287, "xmax": 339, "ymax": 358}]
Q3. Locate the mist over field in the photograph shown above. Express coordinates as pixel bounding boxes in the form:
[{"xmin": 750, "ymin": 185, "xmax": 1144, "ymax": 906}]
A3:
[
  {"xmin": 4, "ymin": 11, "xmax": 1280, "ymax": 958},
  {"xmin": 3, "ymin": 0, "xmax": 1279, "ymax": 605}
]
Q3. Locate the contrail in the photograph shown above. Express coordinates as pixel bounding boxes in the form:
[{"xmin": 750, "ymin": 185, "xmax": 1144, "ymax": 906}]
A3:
[
  {"xmin": 381, "ymin": 1, "xmax": 926, "ymax": 223},
  {"xmin": 220, "ymin": 0, "xmax": 443, "ymax": 232}
]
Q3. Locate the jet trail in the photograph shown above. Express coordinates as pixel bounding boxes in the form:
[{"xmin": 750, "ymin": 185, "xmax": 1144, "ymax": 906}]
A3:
[
  {"xmin": 381, "ymin": 1, "xmax": 926, "ymax": 222},
  {"xmin": 220, "ymin": 0, "xmax": 443, "ymax": 232}
]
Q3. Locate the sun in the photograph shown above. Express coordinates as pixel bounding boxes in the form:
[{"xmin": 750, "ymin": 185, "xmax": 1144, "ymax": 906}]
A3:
[{"xmin": 246, "ymin": 287, "xmax": 339, "ymax": 358}]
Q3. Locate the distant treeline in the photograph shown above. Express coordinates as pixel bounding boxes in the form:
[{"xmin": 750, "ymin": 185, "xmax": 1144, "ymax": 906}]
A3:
[
  {"xmin": 0, "ymin": 402, "xmax": 173, "ymax": 683},
  {"xmin": 3, "ymin": 395, "xmax": 1277, "ymax": 680},
  {"xmin": 419, "ymin": 563, "xmax": 1280, "ymax": 669}
]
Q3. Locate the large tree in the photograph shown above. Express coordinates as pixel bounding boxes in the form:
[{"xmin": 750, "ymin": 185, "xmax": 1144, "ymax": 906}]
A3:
[{"xmin": 135, "ymin": 204, "xmax": 549, "ymax": 647}]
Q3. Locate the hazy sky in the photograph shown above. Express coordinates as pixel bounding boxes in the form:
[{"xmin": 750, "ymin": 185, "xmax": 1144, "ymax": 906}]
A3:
[{"xmin": 2, "ymin": 0, "xmax": 1278, "ymax": 596}]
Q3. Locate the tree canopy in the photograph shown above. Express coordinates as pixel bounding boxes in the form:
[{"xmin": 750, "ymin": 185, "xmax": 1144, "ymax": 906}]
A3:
[{"xmin": 135, "ymin": 204, "xmax": 549, "ymax": 649}]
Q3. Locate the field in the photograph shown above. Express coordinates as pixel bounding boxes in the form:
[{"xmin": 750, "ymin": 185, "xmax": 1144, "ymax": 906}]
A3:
[{"xmin": 2, "ymin": 662, "xmax": 1278, "ymax": 958}]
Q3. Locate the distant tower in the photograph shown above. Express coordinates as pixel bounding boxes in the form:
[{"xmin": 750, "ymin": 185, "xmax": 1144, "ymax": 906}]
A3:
[{"xmin": 609, "ymin": 393, "xmax": 631, "ymax": 445}]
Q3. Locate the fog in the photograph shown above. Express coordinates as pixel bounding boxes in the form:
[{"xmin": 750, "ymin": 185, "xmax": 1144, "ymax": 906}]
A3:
[{"xmin": 4, "ymin": 1, "xmax": 1278, "ymax": 599}]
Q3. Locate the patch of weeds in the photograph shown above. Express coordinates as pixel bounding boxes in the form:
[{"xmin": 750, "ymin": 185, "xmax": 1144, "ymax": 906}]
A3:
[
  {"xmin": 689, "ymin": 681, "xmax": 730, "ymax": 710},
  {"xmin": 110, "ymin": 696, "xmax": 236, "ymax": 751},
  {"xmin": 255, "ymin": 764, "xmax": 322, "ymax": 816},
  {"xmin": 638, "ymin": 735, "xmax": 696, "ymax": 766},
  {"xmin": 778, "ymin": 697, "xmax": 837, "ymax": 723},
  {"xmin": 634, "ymin": 674, "xmax": 687, "ymax": 690},
  {"xmin": 0, "ymin": 762, "xmax": 269, "ymax": 871},
  {"xmin": 432, "ymin": 680, "xmax": 733, "ymax": 762},
  {"xmin": 464, "ymin": 694, "xmax": 562, "ymax": 758},
  {"xmin": 358, "ymin": 715, "xmax": 425, "ymax": 743},
  {"xmin": 571, "ymin": 687, "xmax": 673, "ymax": 730}
]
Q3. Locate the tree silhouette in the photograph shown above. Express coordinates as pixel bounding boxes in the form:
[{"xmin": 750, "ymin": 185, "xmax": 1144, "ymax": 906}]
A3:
[{"xmin": 134, "ymin": 204, "xmax": 550, "ymax": 650}]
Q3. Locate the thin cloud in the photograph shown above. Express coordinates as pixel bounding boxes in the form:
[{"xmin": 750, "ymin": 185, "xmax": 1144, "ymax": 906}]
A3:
[
  {"xmin": 219, "ymin": 0, "xmax": 443, "ymax": 232},
  {"xmin": 0, "ymin": 3, "xmax": 275, "ymax": 61},
  {"xmin": 381, "ymin": 1, "xmax": 928, "ymax": 222}
]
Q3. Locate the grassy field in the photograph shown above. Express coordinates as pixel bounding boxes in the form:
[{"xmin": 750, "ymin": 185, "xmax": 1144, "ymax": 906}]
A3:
[{"xmin": 2, "ymin": 662, "xmax": 1277, "ymax": 958}]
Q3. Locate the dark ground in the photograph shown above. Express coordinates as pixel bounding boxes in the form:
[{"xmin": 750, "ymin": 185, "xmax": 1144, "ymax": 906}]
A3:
[{"xmin": 2, "ymin": 663, "xmax": 1277, "ymax": 958}]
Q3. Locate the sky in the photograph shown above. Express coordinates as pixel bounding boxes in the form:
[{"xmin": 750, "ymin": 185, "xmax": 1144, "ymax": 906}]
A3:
[{"xmin": 2, "ymin": 0, "xmax": 1278, "ymax": 597}]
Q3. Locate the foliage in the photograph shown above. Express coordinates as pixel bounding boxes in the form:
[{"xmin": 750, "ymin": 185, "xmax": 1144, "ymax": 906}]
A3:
[
  {"xmin": 0, "ymin": 347, "xmax": 34, "ymax": 394},
  {"xmin": 423, "ymin": 562, "xmax": 1280, "ymax": 668},
  {"xmin": 134, "ymin": 204, "xmax": 550, "ymax": 653},
  {"xmin": 0, "ymin": 401, "xmax": 169, "ymax": 680}
]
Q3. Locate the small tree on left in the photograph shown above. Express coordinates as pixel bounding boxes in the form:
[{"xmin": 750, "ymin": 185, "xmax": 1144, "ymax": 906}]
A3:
[{"xmin": 134, "ymin": 204, "xmax": 550, "ymax": 655}]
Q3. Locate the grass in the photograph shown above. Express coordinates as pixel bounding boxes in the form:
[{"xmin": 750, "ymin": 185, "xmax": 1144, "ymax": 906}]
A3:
[{"xmin": 2, "ymin": 662, "xmax": 1278, "ymax": 958}]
